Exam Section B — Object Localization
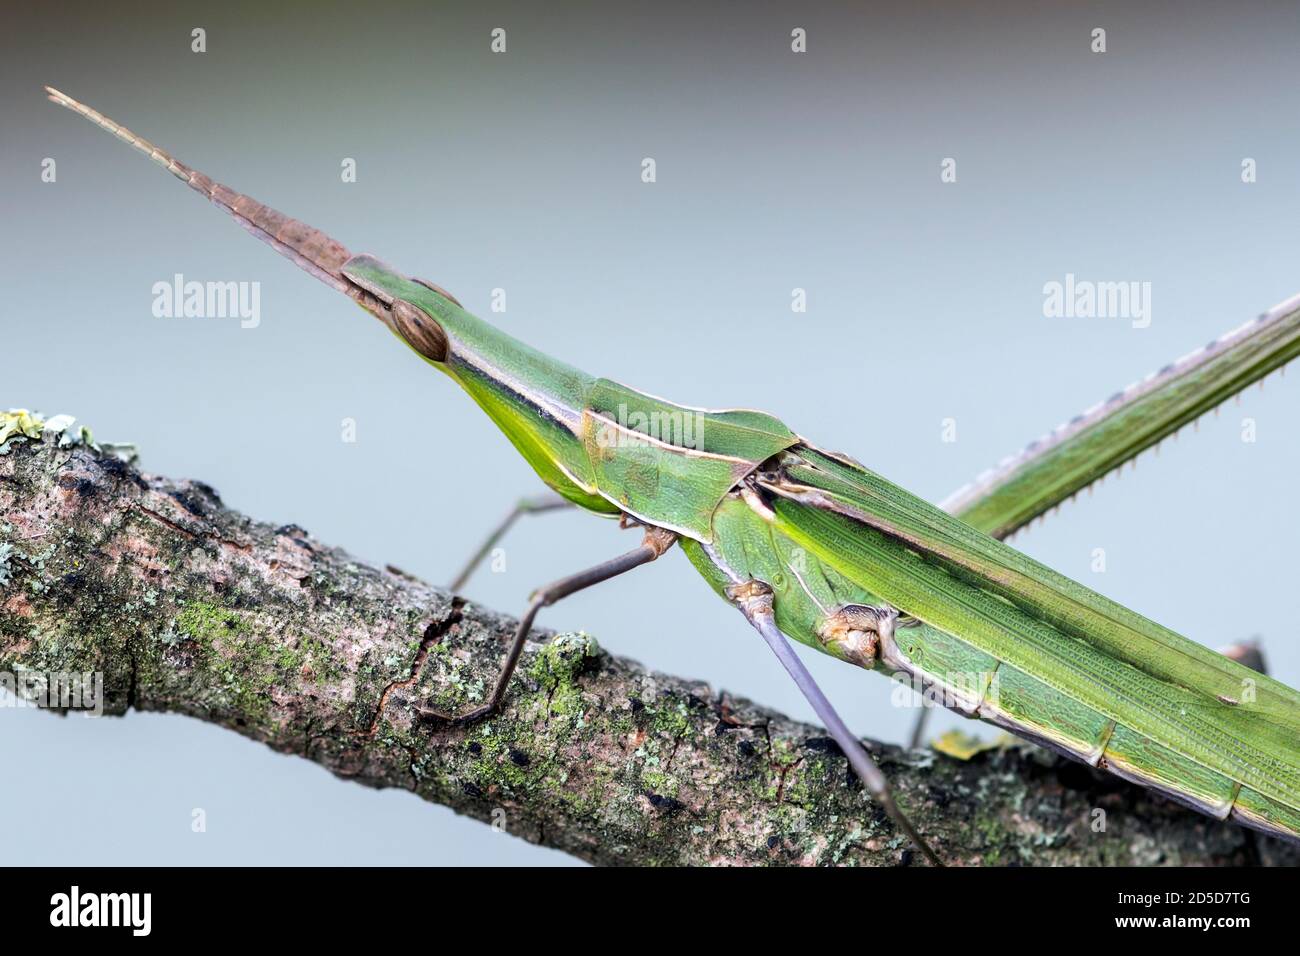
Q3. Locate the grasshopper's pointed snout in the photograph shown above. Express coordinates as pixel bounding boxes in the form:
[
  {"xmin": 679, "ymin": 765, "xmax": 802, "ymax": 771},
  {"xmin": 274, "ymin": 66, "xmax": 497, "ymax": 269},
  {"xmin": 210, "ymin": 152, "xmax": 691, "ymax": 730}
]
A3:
[
  {"xmin": 46, "ymin": 84, "xmax": 464, "ymax": 366},
  {"xmin": 44, "ymin": 85, "xmax": 410, "ymax": 338}
]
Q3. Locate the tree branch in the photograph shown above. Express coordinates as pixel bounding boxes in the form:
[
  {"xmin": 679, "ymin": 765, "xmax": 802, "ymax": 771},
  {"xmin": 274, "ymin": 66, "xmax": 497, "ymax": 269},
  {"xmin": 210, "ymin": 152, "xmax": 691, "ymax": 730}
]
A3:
[{"xmin": 1, "ymin": 430, "xmax": 1294, "ymax": 865}]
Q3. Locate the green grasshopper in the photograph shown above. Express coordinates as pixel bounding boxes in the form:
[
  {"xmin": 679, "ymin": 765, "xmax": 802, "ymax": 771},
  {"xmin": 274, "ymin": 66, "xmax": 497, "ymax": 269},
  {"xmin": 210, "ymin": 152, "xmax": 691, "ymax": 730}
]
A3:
[{"xmin": 47, "ymin": 87, "xmax": 1300, "ymax": 865}]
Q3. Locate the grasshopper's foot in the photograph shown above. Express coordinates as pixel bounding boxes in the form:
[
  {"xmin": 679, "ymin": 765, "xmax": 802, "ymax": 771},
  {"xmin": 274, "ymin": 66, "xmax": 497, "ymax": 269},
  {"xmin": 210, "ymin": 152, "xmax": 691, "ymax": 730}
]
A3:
[{"xmin": 426, "ymin": 528, "xmax": 674, "ymax": 730}]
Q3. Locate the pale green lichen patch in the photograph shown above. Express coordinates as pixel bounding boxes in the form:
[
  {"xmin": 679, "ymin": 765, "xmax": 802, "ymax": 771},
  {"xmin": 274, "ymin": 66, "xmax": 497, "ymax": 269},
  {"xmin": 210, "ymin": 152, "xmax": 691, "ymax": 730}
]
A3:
[
  {"xmin": 646, "ymin": 697, "xmax": 693, "ymax": 739},
  {"xmin": 407, "ymin": 641, "xmax": 487, "ymax": 717},
  {"xmin": 176, "ymin": 601, "xmax": 247, "ymax": 644},
  {"xmin": 0, "ymin": 408, "xmax": 136, "ymax": 461},
  {"xmin": 463, "ymin": 727, "xmax": 543, "ymax": 791},
  {"xmin": 640, "ymin": 768, "xmax": 679, "ymax": 797},
  {"xmin": 527, "ymin": 631, "xmax": 599, "ymax": 687},
  {"xmin": 528, "ymin": 631, "xmax": 601, "ymax": 721},
  {"xmin": 170, "ymin": 600, "xmax": 303, "ymax": 729},
  {"xmin": 0, "ymin": 409, "xmax": 46, "ymax": 447},
  {"xmin": 0, "ymin": 542, "xmax": 14, "ymax": 587}
]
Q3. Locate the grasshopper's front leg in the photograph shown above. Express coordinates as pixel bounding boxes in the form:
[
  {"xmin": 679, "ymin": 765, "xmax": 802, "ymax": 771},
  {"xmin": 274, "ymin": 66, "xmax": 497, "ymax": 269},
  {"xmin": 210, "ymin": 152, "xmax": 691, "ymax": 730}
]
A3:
[
  {"xmin": 420, "ymin": 525, "xmax": 677, "ymax": 725},
  {"xmin": 447, "ymin": 493, "xmax": 574, "ymax": 594}
]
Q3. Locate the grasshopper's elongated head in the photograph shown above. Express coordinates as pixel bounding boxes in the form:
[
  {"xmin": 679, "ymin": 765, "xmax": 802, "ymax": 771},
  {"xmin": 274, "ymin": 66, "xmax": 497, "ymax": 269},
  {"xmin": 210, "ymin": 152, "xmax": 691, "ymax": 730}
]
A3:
[
  {"xmin": 340, "ymin": 255, "xmax": 618, "ymax": 515},
  {"xmin": 44, "ymin": 86, "xmax": 616, "ymax": 515}
]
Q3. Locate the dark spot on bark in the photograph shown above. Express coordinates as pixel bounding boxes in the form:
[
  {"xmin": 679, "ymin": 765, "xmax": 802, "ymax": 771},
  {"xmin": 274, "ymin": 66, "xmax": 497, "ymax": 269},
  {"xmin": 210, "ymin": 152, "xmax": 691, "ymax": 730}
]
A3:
[
  {"xmin": 574, "ymin": 649, "xmax": 603, "ymax": 678},
  {"xmin": 227, "ymin": 590, "xmax": 257, "ymax": 609},
  {"xmin": 169, "ymin": 488, "xmax": 210, "ymax": 518},
  {"xmin": 467, "ymin": 741, "xmax": 482, "ymax": 755},
  {"xmin": 191, "ymin": 481, "xmax": 222, "ymax": 504},
  {"xmin": 56, "ymin": 475, "xmax": 97, "ymax": 498},
  {"xmin": 646, "ymin": 792, "xmax": 684, "ymax": 814},
  {"xmin": 737, "ymin": 740, "xmax": 756, "ymax": 758},
  {"xmin": 95, "ymin": 454, "xmax": 147, "ymax": 489},
  {"xmin": 803, "ymin": 736, "xmax": 842, "ymax": 755},
  {"xmin": 713, "ymin": 720, "xmax": 735, "ymax": 736},
  {"xmin": 628, "ymin": 696, "xmax": 644, "ymax": 712},
  {"xmin": 900, "ymin": 848, "xmax": 914, "ymax": 866},
  {"xmin": 766, "ymin": 835, "xmax": 780, "ymax": 849},
  {"xmin": 461, "ymin": 781, "xmax": 483, "ymax": 799},
  {"xmin": 508, "ymin": 748, "xmax": 530, "ymax": 767}
]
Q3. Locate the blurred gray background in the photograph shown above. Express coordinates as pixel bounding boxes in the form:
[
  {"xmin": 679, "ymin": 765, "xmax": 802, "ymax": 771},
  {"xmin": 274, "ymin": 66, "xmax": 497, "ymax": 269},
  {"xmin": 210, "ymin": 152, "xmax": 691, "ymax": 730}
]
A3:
[{"xmin": 3, "ymin": 1, "xmax": 1297, "ymax": 864}]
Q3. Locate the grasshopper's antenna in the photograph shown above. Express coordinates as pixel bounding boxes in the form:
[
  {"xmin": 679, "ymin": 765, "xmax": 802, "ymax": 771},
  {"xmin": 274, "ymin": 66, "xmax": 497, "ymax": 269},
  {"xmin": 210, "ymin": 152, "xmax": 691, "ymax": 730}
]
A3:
[{"xmin": 44, "ymin": 85, "xmax": 398, "ymax": 331}]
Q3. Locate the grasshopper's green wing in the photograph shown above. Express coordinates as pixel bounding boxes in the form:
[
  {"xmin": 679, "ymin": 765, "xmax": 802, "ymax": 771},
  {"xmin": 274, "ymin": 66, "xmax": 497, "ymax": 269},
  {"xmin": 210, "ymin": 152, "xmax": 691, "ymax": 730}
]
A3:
[{"xmin": 756, "ymin": 446, "xmax": 1300, "ymax": 840}]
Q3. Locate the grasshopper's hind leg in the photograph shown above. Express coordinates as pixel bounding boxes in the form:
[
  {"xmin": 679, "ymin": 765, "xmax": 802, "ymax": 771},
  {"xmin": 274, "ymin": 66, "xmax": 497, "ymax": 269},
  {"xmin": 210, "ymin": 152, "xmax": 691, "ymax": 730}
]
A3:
[
  {"xmin": 448, "ymin": 493, "xmax": 573, "ymax": 593},
  {"xmin": 728, "ymin": 581, "xmax": 944, "ymax": 866},
  {"xmin": 421, "ymin": 525, "xmax": 677, "ymax": 725},
  {"xmin": 907, "ymin": 708, "xmax": 932, "ymax": 751}
]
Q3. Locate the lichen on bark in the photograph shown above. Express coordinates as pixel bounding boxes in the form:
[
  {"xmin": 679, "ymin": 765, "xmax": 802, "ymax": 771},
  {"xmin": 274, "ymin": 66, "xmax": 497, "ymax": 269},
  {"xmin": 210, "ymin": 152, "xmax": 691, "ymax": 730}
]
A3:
[{"xmin": 1, "ymin": 426, "xmax": 1295, "ymax": 866}]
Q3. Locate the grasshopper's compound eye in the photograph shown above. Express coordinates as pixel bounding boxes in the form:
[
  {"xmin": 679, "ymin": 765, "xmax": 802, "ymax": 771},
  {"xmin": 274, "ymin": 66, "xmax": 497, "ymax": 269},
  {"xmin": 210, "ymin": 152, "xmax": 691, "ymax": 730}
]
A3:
[{"xmin": 392, "ymin": 298, "xmax": 448, "ymax": 363}]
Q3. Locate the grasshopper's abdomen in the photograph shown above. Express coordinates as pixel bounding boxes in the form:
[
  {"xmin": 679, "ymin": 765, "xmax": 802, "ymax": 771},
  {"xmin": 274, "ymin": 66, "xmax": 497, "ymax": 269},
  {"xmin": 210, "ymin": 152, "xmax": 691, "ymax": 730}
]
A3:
[{"xmin": 684, "ymin": 447, "xmax": 1300, "ymax": 844}]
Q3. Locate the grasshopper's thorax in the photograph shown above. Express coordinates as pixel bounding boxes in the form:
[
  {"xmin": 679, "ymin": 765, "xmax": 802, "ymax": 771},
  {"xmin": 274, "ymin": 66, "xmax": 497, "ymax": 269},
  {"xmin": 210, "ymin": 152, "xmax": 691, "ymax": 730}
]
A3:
[
  {"xmin": 576, "ymin": 380, "xmax": 799, "ymax": 540},
  {"xmin": 342, "ymin": 254, "xmax": 801, "ymax": 541}
]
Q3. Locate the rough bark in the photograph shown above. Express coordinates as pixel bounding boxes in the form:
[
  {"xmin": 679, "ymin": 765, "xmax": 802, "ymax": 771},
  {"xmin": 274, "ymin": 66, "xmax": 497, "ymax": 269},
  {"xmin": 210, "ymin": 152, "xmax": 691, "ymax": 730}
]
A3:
[{"xmin": 1, "ymin": 431, "xmax": 1295, "ymax": 866}]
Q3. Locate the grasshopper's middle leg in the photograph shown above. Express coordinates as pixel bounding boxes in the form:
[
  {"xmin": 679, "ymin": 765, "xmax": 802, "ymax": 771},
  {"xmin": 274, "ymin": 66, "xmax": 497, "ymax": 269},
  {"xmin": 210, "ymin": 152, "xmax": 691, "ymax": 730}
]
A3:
[
  {"xmin": 421, "ymin": 525, "xmax": 677, "ymax": 725},
  {"xmin": 448, "ymin": 492, "xmax": 573, "ymax": 593},
  {"xmin": 728, "ymin": 581, "xmax": 944, "ymax": 866}
]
